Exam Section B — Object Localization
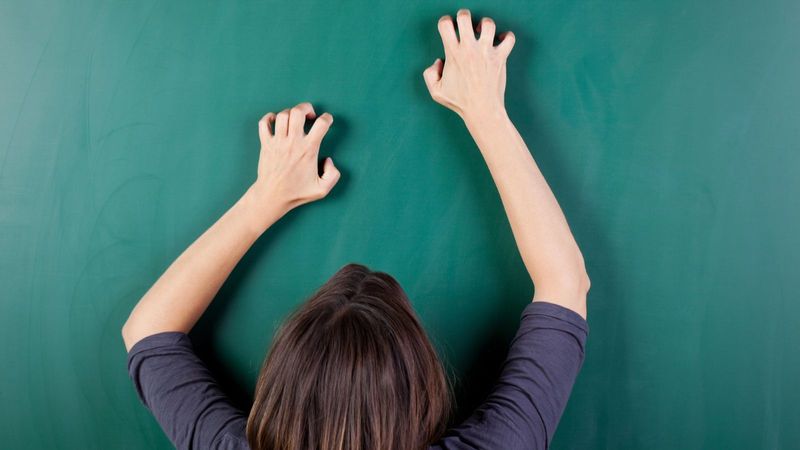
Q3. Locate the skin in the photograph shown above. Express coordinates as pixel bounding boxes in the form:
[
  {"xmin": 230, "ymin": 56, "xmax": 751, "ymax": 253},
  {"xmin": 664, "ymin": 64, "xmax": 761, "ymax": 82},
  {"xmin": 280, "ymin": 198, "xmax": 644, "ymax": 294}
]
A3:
[
  {"xmin": 122, "ymin": 103, "xmax": 340, "ymax": 350},
  {"xmin": 424, "ymin": 9, "xmax": 589, "ymax": 317},
  {"xmin": 122, "ymin": 9, "xmax": 588, "ymax": 351}
]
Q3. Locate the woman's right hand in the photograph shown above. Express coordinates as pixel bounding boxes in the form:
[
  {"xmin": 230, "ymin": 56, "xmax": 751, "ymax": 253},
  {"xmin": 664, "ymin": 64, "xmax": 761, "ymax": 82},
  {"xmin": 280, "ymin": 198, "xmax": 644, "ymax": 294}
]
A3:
[{"xmin": 423, "ymin": 9, "xmax": 516, "ymax": 123}]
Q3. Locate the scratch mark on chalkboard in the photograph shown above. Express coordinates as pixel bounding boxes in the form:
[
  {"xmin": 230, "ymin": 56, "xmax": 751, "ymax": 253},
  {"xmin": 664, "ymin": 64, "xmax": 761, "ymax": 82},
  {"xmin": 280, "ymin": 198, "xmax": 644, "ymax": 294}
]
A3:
[
  {"xmin": 125, "ymin": 1, "xmax": 159, "ymax": 68},
  {"xmin": 98, "ymin": 0, "xmax": 160, "ymax": 135},
  {"xmin": 0, "ymin": 31, "xmax": 55, "ymax": 181},
  {"xmin": 95, "ymin": 122, "xmax": 157, "ymax": 146},
  {"xmin": 95, "ymin": 174, "xmax": 164, "ymax": 242},
  {"xmin": 85, "ymin": 51, "xmax": 94, "ymax": 158}
]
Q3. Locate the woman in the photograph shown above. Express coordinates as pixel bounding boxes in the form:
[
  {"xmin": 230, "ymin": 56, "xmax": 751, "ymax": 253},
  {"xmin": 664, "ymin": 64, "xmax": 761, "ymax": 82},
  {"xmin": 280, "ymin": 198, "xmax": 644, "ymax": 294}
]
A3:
[{"xmin": 123, "ymin": 10, "xmax": 590, "ymax": 450}]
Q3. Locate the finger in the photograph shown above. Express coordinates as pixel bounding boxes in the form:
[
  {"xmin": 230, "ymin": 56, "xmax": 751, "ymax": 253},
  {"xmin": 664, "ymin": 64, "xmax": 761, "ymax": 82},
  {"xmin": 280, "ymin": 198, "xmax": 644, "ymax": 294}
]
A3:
[
  {"xmin": 275, "ymin": 109, "xmax": 290, "ymax": 136},
  {"xmin": 423, "ymin": 58, "xmax": 443, "ymax": 93},
  {"xmin": 496, "ymin": 31, "xmax": 516, "ymax": 58},
  {"xmin": 289, "ymin": 102, "xmax": 316, "ymax": 134},
  {"xmin": 317, "ymin": 157, "xmax": 341, "ymax": 198},
  {"xmin": 437, "ymin": 16, "xmax": 458, "ymax": 52},
  {"xmin": 258, "ymin": 112, "xmax": 276, "ymax": 143},
  {"xmin": 307, "ymin": 112, "xmax": 334, "ymax": 143},
  {"xmin": 478, "ymin": 17, "xmax": 496, "ymax": 45},
  {"xmin": 456, "ymin": 9, "xmax": 475, "ymax": 42}
]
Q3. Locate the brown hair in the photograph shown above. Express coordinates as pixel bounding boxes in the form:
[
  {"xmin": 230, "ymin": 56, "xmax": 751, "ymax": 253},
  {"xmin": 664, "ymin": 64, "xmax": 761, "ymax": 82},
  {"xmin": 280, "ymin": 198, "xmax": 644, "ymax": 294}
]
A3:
[{"xmin": 247, "ymin": 263, "xmax": 451, "ymax": 450}]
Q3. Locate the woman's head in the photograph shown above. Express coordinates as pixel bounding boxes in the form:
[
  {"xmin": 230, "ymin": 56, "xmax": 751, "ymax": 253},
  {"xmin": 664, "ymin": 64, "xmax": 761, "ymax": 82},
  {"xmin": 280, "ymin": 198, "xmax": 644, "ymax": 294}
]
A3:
[{"xmin": 247, "ymin": 263, "xmax": 451, "ymax": 450}]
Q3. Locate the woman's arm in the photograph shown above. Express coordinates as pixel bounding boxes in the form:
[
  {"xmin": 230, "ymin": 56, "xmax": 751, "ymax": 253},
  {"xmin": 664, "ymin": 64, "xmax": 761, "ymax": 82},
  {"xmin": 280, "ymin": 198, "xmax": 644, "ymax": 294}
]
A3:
[
  {"xmin": 122, "ymin": 102, "xmax": 340, "ymax": 351},
  {"xmin": 423, "ymin": 10, "xmax": 589, "ymax": 318}
]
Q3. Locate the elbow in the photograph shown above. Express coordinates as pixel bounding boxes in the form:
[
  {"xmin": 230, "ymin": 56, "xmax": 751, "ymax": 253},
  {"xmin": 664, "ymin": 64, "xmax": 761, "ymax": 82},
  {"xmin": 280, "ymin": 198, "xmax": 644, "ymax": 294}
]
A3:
[
  {"xmin": 532, "ymin": 250, "xmax": 590, "ymax": 318},
  {"xmin": 549, "ymin": 251, "xmax": 591, "ymax": 296},
  {"xmin": 121, "ymin": 316, "xmax": 137, "ymax": 351},
  {"xmin": 571, "ymin": 252, "xmax": 590, "ymax": 320},
  {"xmin": 570, "ymin": 251, "xmax": 591, "ymax": 307},
  {"xmin": 577, "ymin": 252, "xmax": 591, "ymax": 295},
  {"xmin": 581, "ymin": 272, "xmax": 591, "ymax": 296},
  {"xmin": 121, "ymin": 321, "xmax": 131, "ymax": 349}
]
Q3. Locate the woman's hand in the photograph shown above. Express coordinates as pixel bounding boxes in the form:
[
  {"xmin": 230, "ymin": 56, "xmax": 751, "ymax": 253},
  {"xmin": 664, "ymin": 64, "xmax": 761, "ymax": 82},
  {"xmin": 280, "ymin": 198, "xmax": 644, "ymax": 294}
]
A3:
[
  {"xmin": 245, "ymin": 102, "xmax": 341, "ymax": 230},
  {"xmin": 423, "ymin": 12, "xmax": 589, "ymax": 316},
  {"xmin": 123, "ymin": 103, "xmax": 340, "ymax": 351},
  {"xmin": 423, "ymin": 9, "xmax": 515, "ymax": 123}
]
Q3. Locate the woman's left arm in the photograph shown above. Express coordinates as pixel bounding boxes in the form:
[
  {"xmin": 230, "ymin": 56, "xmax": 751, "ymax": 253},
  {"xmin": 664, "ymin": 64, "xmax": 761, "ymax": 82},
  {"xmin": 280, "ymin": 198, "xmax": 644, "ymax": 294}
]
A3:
[{"xmin": 122, "ymin": 102, "xmax": 340, "ymax": 351}]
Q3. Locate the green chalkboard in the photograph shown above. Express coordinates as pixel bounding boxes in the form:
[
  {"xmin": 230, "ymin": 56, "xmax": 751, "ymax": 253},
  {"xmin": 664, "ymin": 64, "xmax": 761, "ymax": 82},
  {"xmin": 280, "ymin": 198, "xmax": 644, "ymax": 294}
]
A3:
[{"xmin": 1, "ymin": 0, "xmax": 798, "ymax": 448}]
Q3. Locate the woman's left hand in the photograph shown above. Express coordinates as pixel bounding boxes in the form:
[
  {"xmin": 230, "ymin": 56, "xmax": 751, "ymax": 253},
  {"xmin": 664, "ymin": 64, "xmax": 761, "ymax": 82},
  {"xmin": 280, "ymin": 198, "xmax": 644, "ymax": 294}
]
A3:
[{"xmin": 246, "ymin": 102, "xmax": 341, "ymax": 228}]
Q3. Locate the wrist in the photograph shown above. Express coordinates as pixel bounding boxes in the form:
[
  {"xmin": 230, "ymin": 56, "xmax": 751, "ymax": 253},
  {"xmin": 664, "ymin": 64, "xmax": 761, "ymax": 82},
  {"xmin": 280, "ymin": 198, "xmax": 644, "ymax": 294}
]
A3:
[
  {"xmin": 241, "ymin": 183, "xmax": 288, "ymax": 234},
  {"xmin": 462, "ymin": 107, "xmax": 512, "ymax": 139}
]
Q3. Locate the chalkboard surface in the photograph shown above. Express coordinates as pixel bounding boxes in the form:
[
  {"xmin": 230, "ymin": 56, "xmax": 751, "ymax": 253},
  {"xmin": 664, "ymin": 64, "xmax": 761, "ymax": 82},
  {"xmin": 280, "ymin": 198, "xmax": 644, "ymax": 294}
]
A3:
[{"xmin": 1, "ymin": 1, "xmax": 798, "ymax": 448}]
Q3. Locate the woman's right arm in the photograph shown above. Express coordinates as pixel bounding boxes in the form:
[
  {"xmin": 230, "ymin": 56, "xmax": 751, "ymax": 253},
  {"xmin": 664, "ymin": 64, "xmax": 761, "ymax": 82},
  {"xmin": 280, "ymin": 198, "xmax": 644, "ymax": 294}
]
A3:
[{"xmin": 423, "ymin": 9, "xmax": 589, "ymax": 318}]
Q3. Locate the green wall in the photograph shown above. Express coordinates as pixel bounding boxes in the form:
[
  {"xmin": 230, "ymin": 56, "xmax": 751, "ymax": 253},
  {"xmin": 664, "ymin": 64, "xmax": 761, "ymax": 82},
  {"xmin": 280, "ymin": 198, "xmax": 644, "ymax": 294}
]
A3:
[{"xmin": 1, "ymin": 0, "xmax": 798, "ymax": 448}]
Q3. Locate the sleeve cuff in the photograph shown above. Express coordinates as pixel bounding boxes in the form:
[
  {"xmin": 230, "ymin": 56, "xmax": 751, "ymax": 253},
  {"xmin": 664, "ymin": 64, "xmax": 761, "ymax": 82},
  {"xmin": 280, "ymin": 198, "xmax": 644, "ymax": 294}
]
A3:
[
  {"xmin": 522, "ymin": 301, "xmax": 589, "ymax": 335},
  {"xmin": 126, "ymin": 331, "xmax": 193, "ymax": 368}
]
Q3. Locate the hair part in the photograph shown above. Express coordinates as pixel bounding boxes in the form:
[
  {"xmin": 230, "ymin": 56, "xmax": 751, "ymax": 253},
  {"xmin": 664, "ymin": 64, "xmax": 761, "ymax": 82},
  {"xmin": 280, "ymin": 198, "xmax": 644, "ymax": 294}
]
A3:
[{"xmin": 247, "ymin": 263, "xmax": 451, "ymax": 450}]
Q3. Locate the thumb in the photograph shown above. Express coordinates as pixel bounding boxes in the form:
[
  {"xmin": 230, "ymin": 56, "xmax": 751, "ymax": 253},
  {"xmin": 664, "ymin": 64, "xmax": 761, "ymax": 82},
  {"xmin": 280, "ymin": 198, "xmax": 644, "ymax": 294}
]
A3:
[
  {"xmin": 317, "ymin": 157, "xmax": 341, "ymax": 197},
  {"xmin": 423, "ymin": 58, "xmax": 443, "ymax": 95}
]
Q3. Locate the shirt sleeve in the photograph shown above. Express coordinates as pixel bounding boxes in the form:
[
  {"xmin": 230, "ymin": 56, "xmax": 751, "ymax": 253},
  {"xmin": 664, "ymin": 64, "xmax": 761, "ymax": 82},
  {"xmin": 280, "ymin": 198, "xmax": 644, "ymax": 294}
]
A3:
[
  {"xmin": 430, "ymin": 301, "xmax": 589, "ymax": 450},
  {"xmin": 127, "ymin": 332, "xmax": 248, "ymax": 450}
]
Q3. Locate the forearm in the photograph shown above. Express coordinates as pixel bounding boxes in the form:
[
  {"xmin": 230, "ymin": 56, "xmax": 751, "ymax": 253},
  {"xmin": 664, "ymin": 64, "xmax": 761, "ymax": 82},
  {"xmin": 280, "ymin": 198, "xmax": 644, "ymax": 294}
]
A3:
[
  {"xmin": 422, "ymin": 10, "xmax": 589, "ymax": 316},
  {"xmin": 122, "ymin": 102, "xmax": 339, "ymax": 351},
  {"xmin": 122, "ymin": 186, "xmax": 284, "ymax": 350},
  {"xmin": 464, "ymin": 110, "xmax": 589, "ymax": 317}
]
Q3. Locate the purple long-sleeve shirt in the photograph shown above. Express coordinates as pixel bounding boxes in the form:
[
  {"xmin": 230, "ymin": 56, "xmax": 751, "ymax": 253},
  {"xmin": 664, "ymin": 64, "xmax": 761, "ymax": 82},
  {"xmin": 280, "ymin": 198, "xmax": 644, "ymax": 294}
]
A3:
[{"xmin": 128, "ymin": 301, "xmax": 588, "ymax": 449}]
